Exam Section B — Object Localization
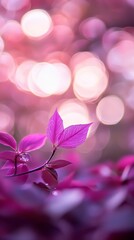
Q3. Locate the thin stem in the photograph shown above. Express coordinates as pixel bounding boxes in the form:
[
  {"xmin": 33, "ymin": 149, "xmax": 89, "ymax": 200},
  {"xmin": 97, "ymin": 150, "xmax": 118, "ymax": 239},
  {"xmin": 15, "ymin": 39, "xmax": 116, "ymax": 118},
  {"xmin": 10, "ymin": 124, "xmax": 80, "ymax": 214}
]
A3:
[
  {"xmin": 45, "ymin": 147, "xmax": 56, "ymax": 164},
  {"xmin": 7, "ymin": 147, "xmax": 57, "ymax": 178}
]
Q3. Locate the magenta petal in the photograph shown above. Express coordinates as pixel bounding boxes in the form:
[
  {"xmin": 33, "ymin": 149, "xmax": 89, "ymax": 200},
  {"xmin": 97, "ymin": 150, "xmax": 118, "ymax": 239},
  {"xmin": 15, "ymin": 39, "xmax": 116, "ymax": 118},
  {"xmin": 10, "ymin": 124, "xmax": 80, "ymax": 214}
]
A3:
[
  {"xmin": 18, "ymin": 134, "xmax": 46, "ymax": 152},
  {"xmin": 47, "ymin": 110, "xmax": 64, "ymax": 145},
  {"xmin": 46, "ymin": 160, "xmax": 71, "ymax": 169},
  {"xmin": 0, "ymin": 150, "xmax": 16, "ymax": 162},
  {"xmin": 57, "ymin": 123, "xmax": 92, "ymax": 148},
  {"xmin": 0, "ymin": 132, "xmax": 17, "ymax": 150}
]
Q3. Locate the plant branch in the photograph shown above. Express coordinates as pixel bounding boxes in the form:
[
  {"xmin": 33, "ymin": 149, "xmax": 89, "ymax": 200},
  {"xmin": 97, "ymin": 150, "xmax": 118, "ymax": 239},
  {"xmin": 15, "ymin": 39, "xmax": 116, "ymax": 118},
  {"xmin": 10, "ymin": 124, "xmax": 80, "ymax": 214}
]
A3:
[{"xmin": 7, "ymin": 147, "xmax": 57, "ymax": 178}]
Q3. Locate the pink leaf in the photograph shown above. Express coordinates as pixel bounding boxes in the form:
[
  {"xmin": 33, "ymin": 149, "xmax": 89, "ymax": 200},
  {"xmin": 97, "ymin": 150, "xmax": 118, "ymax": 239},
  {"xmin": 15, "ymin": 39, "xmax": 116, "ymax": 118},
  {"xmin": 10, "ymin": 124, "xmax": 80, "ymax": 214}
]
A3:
[
  {"xmin": 57, "ymin": 123, "xmax": 92, "ymax": 148},
  {"xmin": 47, "ymin": 110, "xmax": 64, "ymax": 145},
  {"xmin": 0, "ymin": 132, "xmax": 17, "ymax": 150},
  {"xmin": 41, "ymin": 167, "xmax": 58, "ymax": 188},
  {"xmin": 0, "ymin": 150, "xmax": 16, "ymax": 162},
  {"xmin": 46, "ymin": 160, "xmax": 71, "ymax": 169},
  {"xmin": 18, "ymin": 134, "xmax": 46, "ymax": 152}
]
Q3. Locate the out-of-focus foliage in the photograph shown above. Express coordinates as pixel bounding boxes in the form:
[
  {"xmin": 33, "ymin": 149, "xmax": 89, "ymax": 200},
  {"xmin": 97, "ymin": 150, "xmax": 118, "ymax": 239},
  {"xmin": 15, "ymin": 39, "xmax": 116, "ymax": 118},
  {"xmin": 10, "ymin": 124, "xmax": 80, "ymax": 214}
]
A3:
[{"xmin": 0, "ymin": 154, "xmax": 134, "ymax": 240}]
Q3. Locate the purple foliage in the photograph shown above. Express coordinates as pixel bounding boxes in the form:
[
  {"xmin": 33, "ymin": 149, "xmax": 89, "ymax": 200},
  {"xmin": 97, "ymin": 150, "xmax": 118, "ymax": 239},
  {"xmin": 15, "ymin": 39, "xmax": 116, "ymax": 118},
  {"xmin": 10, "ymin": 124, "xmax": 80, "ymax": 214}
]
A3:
[
  {"xmin": 46, "ymin": 160, "xmax": 71, "ymax": 169},
  {"xmin": 0, "ymin": 110, "xmax": 134, "ymax": 239},
  {"xmin": 0, "ymin": 155, "xmax": 134, "ymax": 240},
  {"xmin": 18, "ymin": 134, "xmax": 47, "ymax": 152},
  {"xmin": 47, "ymin": 109, "xmax": 64, "ymax": 146},
  {"xmin": 57, "ymin": 123, "xmax": 92, "ymax": 148},
  {"xmin": 0, "ymin": 132, "xmax": 17, "ymax": 150},
  {"xmin": 47, "ymin": 110, "xmax": 92, "ymax": 148},
  {"xmin": 0, "ymin": 132, "xmax": 46, "ymax": 176}
]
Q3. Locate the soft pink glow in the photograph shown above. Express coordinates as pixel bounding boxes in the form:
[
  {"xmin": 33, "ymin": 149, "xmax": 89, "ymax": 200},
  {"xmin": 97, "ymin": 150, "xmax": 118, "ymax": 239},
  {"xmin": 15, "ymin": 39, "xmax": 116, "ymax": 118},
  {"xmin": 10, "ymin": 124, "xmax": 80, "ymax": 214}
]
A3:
[
  {"xmin": 2, "ymin": 20, "xmax": 24, "ymax": 43},
  {"xmin": 96, "ymin": 95, "xmax": 125, "ymax": 125},
  {"xmin": 53, "ymin": 25, "xmax": 74, "ymax": 44},
  {"xmin": 0, "ymin": 52, "xmax": 16, "ymax": 82},
  {"xmin": 0, "ymin": 104, "xmax": 14, "ymax": 131},
  {"xmin": 28, "ymin": 62, "xmax": 71, "ymax": 96},
  {"xmin": 80, "ymin": 17, "xmax": 106, "ymax": 39},
  {"xmin": 107, "ymin": 40, "xmax": 134, "ymax": 80},
  {"xmin": 58, "ymin": 99, "xmax": 92, "ymax": 130},
  {"xmin": 73, "ymin": 53, "xmax": 108, "ymax": 102},
  {"xmin": 21, "ymin": 9, "xmax": 53, "ymax": 39},
  {"xmin": 15, "ymin": 60, "xmax": 35, "ymax": 92}
]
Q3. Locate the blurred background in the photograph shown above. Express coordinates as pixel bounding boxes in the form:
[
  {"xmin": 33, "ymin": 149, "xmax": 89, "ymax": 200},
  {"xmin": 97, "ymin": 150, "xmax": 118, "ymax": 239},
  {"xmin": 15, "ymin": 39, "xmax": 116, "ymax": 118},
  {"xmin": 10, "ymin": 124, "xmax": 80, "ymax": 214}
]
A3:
[{"xmin": 0, "ymin": 0, "xmax": 134, "ymax": 165}]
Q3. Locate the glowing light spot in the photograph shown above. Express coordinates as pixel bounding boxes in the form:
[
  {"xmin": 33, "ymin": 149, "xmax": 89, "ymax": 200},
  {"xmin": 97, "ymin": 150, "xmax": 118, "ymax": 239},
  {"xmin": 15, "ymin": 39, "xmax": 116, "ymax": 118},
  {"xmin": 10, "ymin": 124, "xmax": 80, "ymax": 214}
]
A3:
[
  {"xmin": 73, "ymin": 53, "xmax": 108, "ymax": 102},
  {"xmin": 21, "ymin": 9, "xmax": 53, "ymax": 38},
  {"xmin": 0, "ymin": 104, "xmax": 14, "ymax": 131},
  {"xmin": 107, "ymin": 40, "xmax": 134, "ymax": 80},
  {"xmin": 1, "ymin": 0, "xmax": 29, "ymax": 11},
  {"xmin": 15, "ymin": 60, "xmax": 35, "ymax": 92},
  {"xmin": 96, "ymin": 95, "xmax": 125, "ymax": 125},
  {"xmin": 74, "ymin": 66, "xmax": 108, "ymax": 102},
  {"xmin": 28, "ymin": 62, "xmax": 71, "ymax": 97},
  {"xmin": 58, "ymin": 99, "xmax": 92, "ymax": 128}
]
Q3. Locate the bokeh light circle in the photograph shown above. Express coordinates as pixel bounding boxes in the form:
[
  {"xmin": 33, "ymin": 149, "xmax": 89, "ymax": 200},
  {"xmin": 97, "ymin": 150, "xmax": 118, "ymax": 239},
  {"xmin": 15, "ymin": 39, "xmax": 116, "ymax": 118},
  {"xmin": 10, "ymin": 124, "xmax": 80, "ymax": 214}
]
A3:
[
  {"xmin": 107, "ymin": 40, "xmax": 134, "ymax": 80},
  {"xmin": 28, "ymin": 62, "xmax": 71, "ymax": 96},
  {"xmin": 80, "ymin": 17, "xmax": 106, "ymax": 40},
  {"xmin": 96, "ymin": 95, "xmax": 125, "ymax": 125},
  {"xmin": 58, "ymin": 99, "xmax": 92, "ymax": 128},
  {"xmin": 21, "ymin": 9, "xmax": 53, "ymax": 38},
  {"xmin": 2, "ymin": 20, "xmax": 24, "ymax": 43},
  {"xmin": 72, "ymin": 52, "xmax": 108, "ymax": 102},
  {"xmin": 15, "ymin": 60, "xmax": 35, "ymax": 92}
]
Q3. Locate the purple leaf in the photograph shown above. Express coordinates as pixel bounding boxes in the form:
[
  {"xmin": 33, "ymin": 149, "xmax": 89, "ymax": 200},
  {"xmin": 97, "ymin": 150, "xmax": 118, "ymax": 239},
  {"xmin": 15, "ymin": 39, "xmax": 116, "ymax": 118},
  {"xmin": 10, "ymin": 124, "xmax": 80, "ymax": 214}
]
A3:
[
  {"xmin": 57, "ymin": 123, "xmax": 92, "ymax": 148},
  {"xmin": 41, "ymin": 167, "xmax": 58, "ymax": 188},
  {"xmin": 0, "ymin": 150, "xmax": 16, "ymax": 162},
  {"xmin": 0, "ymin": 132, "xmax": 17, "ymax": 150},
  {"xmin": 46, "ymin": 160, "xmax": 71, "ymax": 169},
  {"xmin": 18, "ymin": 134, "xmax": 46, "ymax": 152},
  {"xmin": 47, "ymin": 110, "xmax": 64, "ymax": 145}
]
